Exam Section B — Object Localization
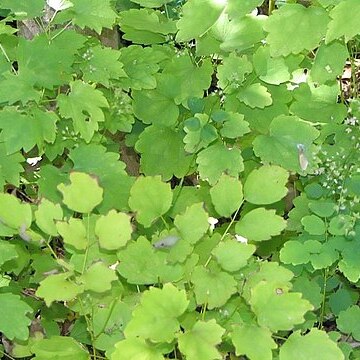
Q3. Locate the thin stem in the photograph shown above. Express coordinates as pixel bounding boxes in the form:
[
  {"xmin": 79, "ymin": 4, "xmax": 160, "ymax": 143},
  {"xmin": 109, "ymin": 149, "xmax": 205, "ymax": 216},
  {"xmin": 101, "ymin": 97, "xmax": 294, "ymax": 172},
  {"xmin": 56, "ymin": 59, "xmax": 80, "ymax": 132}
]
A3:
[
  {"xmin": 0, "ymin": 44, "xmax": 17, "ymax": 74},
  {"xmin": 94, "ymin": 299, "xmax": 117, "ymax": 340},
  {"xmin": 0, "ymin": 350, "xmax": 16, "ymax": 360},
  {"xmin": 45, "ymin": 236, "xmax": 58, "ymax": 259},
  {"xmin": 318, "ymin": 267, "xmax": 329, "ymax": 329},
  {"xmin": 268, "ymin": 0, "xmax": 276, "ymax": 15},
  {"xmin": 81, "ymin": 213, "xmax": 91, "ymax": 274},
  {"xmin": 51, "ymin": 21, "xmax": 72, "ymax": 41},
  {"xmin": 204, "ymin": 201, "xmax": 243, "ymax": 267}
]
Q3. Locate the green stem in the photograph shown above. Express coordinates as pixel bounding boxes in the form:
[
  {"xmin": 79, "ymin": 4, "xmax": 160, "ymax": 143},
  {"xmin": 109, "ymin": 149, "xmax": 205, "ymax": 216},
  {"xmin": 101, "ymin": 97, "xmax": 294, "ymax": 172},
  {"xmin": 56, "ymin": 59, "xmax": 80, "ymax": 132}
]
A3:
[
  {"xmin": 81, "ymin": 213, "xmax": 91, "ymax": 274},
  {"xmin": 0, "ymin": 44, "xmax": 17, "ymax": 75},
  {"xmin": 268, "ymin": 0, "xmax": 276, "ymax": 15},
  {"xmin": 204, "ymin": 201, "xmax": 243, "ymax": 267},
  {"xmin": 318, "ymin": 267, "xmax": 329, "ymax": 329}
]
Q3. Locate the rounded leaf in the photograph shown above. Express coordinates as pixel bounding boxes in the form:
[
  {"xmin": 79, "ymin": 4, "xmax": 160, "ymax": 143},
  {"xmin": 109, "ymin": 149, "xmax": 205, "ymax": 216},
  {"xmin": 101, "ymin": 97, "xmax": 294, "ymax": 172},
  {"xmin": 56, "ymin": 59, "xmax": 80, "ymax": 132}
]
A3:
[
  {"xmin": 57, "ymin": 172, "xmax": 103, "ymax": 213},
  {"xmin": 244, "ymin": 165, "xmax": 288, "ymax": 204}
]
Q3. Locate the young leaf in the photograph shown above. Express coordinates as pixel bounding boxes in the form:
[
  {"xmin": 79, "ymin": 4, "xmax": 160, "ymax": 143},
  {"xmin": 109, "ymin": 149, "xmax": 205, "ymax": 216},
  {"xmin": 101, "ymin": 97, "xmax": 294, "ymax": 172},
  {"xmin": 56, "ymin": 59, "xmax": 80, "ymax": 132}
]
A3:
[
  {"xmin": 78, "ymin": 262, "xmax": 118, "ymax": 293},
  {"xmin": 95, "ymin": 210, "xmax": 132, "ymax": 250},
  {"xmin": 244, "ymin": 165, "xmax": 288, "ymax": 205},
  {"xmin": 236, "ymin": 208, "xmax": 287, "ymax": 242},
  {"xmin": 124, "ymin": 283, "xmax": 189, "ymax": 343},
  {"xmin": 279, "ymin": 329, "xmax": 344, "ymax": 360},
  {"xmin": 176, "ymin": 0, "xmax": 226, "ymax": 42},
  {"xmin": 231, "ymin": 324, "xmax": 277, "ymax": 360},
  {"xmin": 212, "ymin": 239, "xmax": 256, "ymax": 272},
  {"xmin": 177, "ymin": 320, "xmax": 225, "ymax": 360},
  {"xmin": 174, "ymin": 203, "xmax": 209, "ymax": 244},
  {"xmin": 0, "ymin": 293, "xmax": 32, "ymax": 341},
  {"xmin": 249, "ymin": 281, "xmax": 313, "ymax": 331},
  {"xmin": 128, "ymin": 176, "xmax": 172, "ymax": 227},
  {"xmin": 237, "ymin": 83, "xmax": 272, "ymax": 109},
  {"xmin": 264, "ymin": 4, "xmax": 329, "ymax": 56},
  {"xmin": 191, "ymin": 265, "xmax": 237, "ymax": 309},
  {"xmin": 35, "ymin": 199, "xmax": 63, "ymax": 236},
  {"xmin": 58, "ymin": 80, "xmax": 109, "ymax": 142},
  {"xmin": 196, "ymin": 142, "xmax": 244, "ymax": 185},
  {"xmin": 210, "ymin": 175, "xmax": 243, "ymax": 217},
  {"xmin": 325, "ymin": 0, "xmax": 360, "ymax": 43},
  {"xmin": 36, "ymin": 272, "xmax": 84, "ymax": 307},
  {"xmin": 56, "ymin": 218, "xmax": 88, "ymax": 251},
  {"xmin": 57, "ymin": 172, "xmax": 103, "ymax": 213},
  {"xmin": 31, "ymin": 336, "xmax": 89, "ymax": 360},
  {"xmin": 110, "ymin": 338, "xmax": 164, "ymax": 360},
  {"xmin": 117, "ymin": 237, "xmax": 183, "ymax": 284}
]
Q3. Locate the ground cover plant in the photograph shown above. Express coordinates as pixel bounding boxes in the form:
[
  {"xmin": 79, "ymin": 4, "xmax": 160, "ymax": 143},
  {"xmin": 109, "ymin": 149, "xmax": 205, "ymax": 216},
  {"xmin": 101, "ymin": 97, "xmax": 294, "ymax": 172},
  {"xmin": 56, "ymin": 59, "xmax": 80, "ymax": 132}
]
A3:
[{"xmin": 0, "ymin": 0, "xmax": 359, "ymax": 358}]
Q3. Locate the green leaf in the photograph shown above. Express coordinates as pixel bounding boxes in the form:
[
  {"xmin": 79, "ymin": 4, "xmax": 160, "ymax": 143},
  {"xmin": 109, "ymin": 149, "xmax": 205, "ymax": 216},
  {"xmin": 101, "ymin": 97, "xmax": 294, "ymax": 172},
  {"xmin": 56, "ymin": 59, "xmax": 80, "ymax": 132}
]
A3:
[
  {"xmin": 95, "ymin": 210, "xmax": 132, "ymax": 250},
  {"xmin": 0, "ymin": 293, "xmax": 32, "ymax": 341},
  {"xmin": 290, "ymin": 83, "xmax": 347, "ymax": 123},
  {"xmin": 128, "ymin": 176, "xmax": 172, "ymax": 227},
  {"xmin": 220, "ymin": 14, "xmax": 265, "ymax": 52},
  {"xmin": 79, "ymin": 262, "xmax": 118, "ymax": 293},
  {"xmin": 162, "ymin": 56, "xmax": 213, "ymax": 104},
  {"xmin": 69, "ymin": 143, "xmax": 133, "ymax": 212},
  {"xmin": 301, "ymin": 215, "xmax": 326, "ymax": 235},
  {"xmin": 119, "ymin": 45, "xmax": 168, "ymax": 90},
  {"xmin": 178, "ymin": 320, "xmax": 225, "ymax": 360},
  {"xmin": 36, "ymin": 272, "xmax": 84, "ymax": 307},
  {"xmin": 65, "ymin": 0, "xmax": 117, "ymax": 34},
  {"xmin": 231, "ymin": 324, "xmax": 277, "ymax": 360},
  {"xmin": 135, "ymin": 125, "xmax": 192, "ymax": 180},
  {"xmin": 131, "ymin": 0, "xmax": 172, "ymax": 7},
  {"xmin": 58, "ymin": 80, "xmax": 109, "ymax": 142},
  {"xmin": 31, "ymin": 336, "xmax": 89, "ymax": 360},
  {"xmin": 219, "ymin": 112, "xmax": 250, "ymax": 139},
  {"xmin": 237, "ymin": 83, "xmax": 272, "ymax": 109},
  {"xmin": 308, "ymin": 199, "xmax": 336, "ymax": 218},
  {"xmin": 183, "ymin": 114, "xmax": 218, "ymax": 153},
  {"xmin": 264, "ymin": 4, "xmax": 329, "ymax": 56},
  {"xmin": 79, "ymin": 45, "xmax": 127, "ymax": 87},
  {"xmin": 326, "ymin": 0, "xmax": 360, "ymax": 43},
  {"xmin": 56, "ymin": 218, "xmax": 88, "ymax": 251},
  {"xmin": 216, "ymin": 53, "xmax": 253, "ymax": 92},
  {"xmin": 196, "ymin": 142, "xmax": 244, "ymax": 185},
  {"xmin": 328, "ymin": 215, "xmax": 353, "ymax": 236},
  {"xmin": 292, "ymin": 276, "xmax": 323, "ymax": 310},
  {"xmin": 212, "ymin": 239, "xmax": 256, "ymax": 272},
  {"xmin": 0, "ymin": 143, "xmax": 24, "ymax": 188},
  {"xmin": 253, "ymin": 115, "xmax": 320, "ymax": 172},
  {"xmin": 244, "ymin": 165, "xmax": 288, "ymax": 205},
  {"xmin": 125, "ymin": 284, "xmax": 188, "ymax": 342},
  {"xmin": 0, "ymin": 240, "xmax": 18, "ymax": 266},
  {"xmin": 210, "ymin": 175, "xmax": 243, "ymax": 217},
  {"xmin": 339, "ymin": 242, "xmax": 360, "ymax": 283},
  {"xmin": 132, "ymin": 77, "xmax": 179, "ymax": 126},
  {"xmin": 279, "ymin": 329, "xmax": 344, "ymax": 360},
  {"xmin": 249, "ymin": 281, "xmax": 313, "ymax": 331},
  {"xmin": 58, "ymin": 172, "xmax": 103, "ymax": 213},
  {"xmin": 0, "ymin": 193, "xmax": 32, "ymax": 231},
  {"xmin": 0, "ymin": 0, "xmax": 44, "ymax": 18},
  {"xmin": 329, "ymin": 288, "xmax": 359, "ymax": 316},
  {"xmin": 253, "ymin": 46, "xmax": 291, "ymax": 85},
  {"xmin": 110, "ymin": 338, "xmax": 164, "ymax": 360},
  {"xmin": 0, "ymin": 107, "xmax": 58, "ymax": 154},
  {"xmin": 191, "ymin": 265, "xmax": 237, "ymax": 309},
  {"xmin": 176, "ymin": 0, "xmax": 226, "ymax": 42},
  {"xmin": 337, "ymin": 305, "xmax": 360, "ymax": 341},
  {"xmin": 227, "ymin": 0, "xmax": 264, "ymax": 18},
  {"xmin": 17, "ymin": 32, "xmax": 86, "ymax": 89},
  {"xmin": 119, "ymin": 8, "xmax": 176, "ymax": 44},
  {"xmin": 35, "ymin": 199, "xmax": 63, "ymax": 236},
  {"xmin": 310, "ymin": 41, "xmax": 348, "ymax": 84},
  {"xmin": 0, "ymin": 72, "xmax": 41, "ymax": 105},
  {"xmin": 235, "ymin": 208, "xmax": 287, "ymax": 242},
  {"xmin": 280, "ymin": 240, "xmax": 338, "ymax": 269},
  {"xmin": 117, "ymin": 237, "xmax": 183, "ymax": 284},
  {"xmin": 174, "ymin": 203, "xmax": 209, "ymax": 244}
]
